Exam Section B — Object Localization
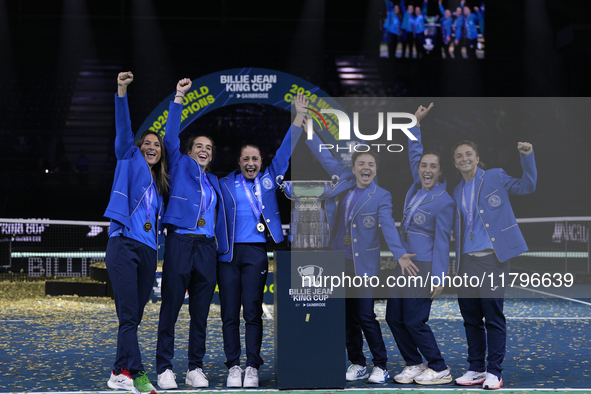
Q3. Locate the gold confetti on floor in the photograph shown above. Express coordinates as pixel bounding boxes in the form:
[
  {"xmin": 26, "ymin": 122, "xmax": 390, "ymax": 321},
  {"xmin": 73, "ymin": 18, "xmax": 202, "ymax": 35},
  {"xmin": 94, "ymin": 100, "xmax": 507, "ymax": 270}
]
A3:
[{"xmin": 1, "ymin": 281, "xmax": 590, "ymax": 391}]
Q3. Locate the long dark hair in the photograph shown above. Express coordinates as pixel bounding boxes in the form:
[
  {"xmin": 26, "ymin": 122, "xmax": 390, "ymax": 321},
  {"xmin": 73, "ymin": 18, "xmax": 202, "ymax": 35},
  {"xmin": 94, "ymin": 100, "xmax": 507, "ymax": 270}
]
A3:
[
  {"xmin": 452, "ymin": 140, "xmax": 486, "ymax": 170},
  {"xmin": 135, "ymin": 130, "xmax": 170, "ymax": 195},
  {"xmin": 185, "ymin": 134, "xmax": 216, "ymax": 172}
]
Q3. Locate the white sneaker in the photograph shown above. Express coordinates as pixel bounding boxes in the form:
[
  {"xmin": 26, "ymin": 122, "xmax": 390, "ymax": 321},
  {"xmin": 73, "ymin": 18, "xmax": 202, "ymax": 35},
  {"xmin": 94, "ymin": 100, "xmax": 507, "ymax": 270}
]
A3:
[
  {"xmin": 346, "ymin": 364, "xmax": 369, "ymax": 381},
  {"xmin": 107, "ymin": 368, "xmax": 133, "ymax": 390},
  {"xmin": 393, "ymin": 363, "xmax": 427, "ymax": 384},
  {"xmin": 157, "ymin": 369, "xmax": 178, "ymax": 390},
  {"xmin": 226, "ymin": 365, "xmax": 242, "ymax": 388},
  {"xmin": 186, "ymin": 368, "xmax": 208, "ymax": 388},
  {"xmin": 482, "ymin": 372, "xmax": 503, "ymax": 390},
  {"xmin": 414, "ymin": 366, "xmax": 452, "ymax": 385},
  {"xmin": 456, "ymin": 370, "xmax": 487, "ymax": 386},
  {"xmin": 243, "ymin": 366, "xmax": 259, "ymax": 388},
  {"xmin": 367, "ymin": 366, "xmax": 390, "ymax": 384}
]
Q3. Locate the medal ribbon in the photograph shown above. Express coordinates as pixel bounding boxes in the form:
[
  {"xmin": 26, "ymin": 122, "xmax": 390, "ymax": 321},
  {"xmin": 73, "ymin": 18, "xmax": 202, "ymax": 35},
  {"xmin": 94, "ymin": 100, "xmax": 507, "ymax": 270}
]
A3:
[
  {"xmin": 145, "ymin": 183, "xmax": 154, "ymax": 224},
  {"xmin": 200, "ymin": 171, "xmax": 215, "ymax": 218},
  {"xmin": 344, "ymin": 189, "xmax": 360, "ymax": 234},
  {"xmin": 239, "ymin": 174, "xmax": 263, "ymax": 221},
  {"xmin": 401, "ymin": 188, "xmax": 429, "ymax": 235},
  {"xmin": 461, "ymin": 178, "xmax": 476, "ymax": 239}
]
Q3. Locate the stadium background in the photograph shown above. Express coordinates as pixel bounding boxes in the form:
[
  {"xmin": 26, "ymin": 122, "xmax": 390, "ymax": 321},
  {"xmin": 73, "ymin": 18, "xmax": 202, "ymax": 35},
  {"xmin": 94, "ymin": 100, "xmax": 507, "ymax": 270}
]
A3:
[
  {"xmin": 1, "ymin": 1, "xmax": 591, "ymax": 393},
  {"xmin": 1, "ymin": 0, "xmax": 590, "ymax": 222}
]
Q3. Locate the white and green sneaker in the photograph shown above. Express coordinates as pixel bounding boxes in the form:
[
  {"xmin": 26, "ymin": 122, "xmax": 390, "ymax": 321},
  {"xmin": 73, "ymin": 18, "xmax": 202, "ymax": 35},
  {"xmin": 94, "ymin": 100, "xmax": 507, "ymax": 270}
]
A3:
[{"xmin": 133, "ymin": 371, "xmax": 157, "ymax": 394}]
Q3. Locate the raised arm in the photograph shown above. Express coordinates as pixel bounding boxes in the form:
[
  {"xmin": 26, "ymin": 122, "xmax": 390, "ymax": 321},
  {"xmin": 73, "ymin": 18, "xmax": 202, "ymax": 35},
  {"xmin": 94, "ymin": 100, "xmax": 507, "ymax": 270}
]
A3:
[
  {"xmin": 265, "ymin": 93, "xmax": 306, "ymax": 183},
  {"xmin": 164, "ymin": 78, "xmax": 192, "ymax": 168},
  {"xmin": 292, "ymin": 92, "xmax": 308, "ymax": 128},
  {"xmin": 408, "ymin": 103, "xmax": 434, "ymax": 184},
  {"xmin": 114, "ymin": 72, "xmax": 135, "ymax": 159},
  {"xmin": 500, "ymin": 142, "xmax": 536, "ymax": 194},
  {"xmin": 438, "ymin": 0, "xmax": 445, "ymax": 16},
  {"xmin": 297, "ymin": 93, "xmax": 353, "ymax": 180}
]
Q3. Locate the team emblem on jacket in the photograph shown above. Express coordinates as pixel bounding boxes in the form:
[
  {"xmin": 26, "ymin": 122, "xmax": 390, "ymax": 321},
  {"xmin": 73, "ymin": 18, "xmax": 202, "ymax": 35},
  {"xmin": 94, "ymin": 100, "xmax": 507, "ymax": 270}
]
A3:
[
  {"xmin": 262, "ymin": 177, "xmax": 273, "ymax": 190},
  {"xmin": 488, "ymin": 195, "xmax": 501, "ymax": 208},
  {"xmin": 413, "ymin": 213, "xmax": 426, "ymax": 225},
  {"xmin": 363, "ymin": 216, "xmax": 376, "ymax": 228}
]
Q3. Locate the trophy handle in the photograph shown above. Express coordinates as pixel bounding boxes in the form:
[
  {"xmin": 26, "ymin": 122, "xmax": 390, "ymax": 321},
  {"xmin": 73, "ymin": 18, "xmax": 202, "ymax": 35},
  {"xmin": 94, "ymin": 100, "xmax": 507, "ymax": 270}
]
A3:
[
  {"xmin": 331, "ymin": 175, "xmax": 340, "ymax": 186},
  {"xmin": 276, "ymin": 175, "xmax": 285, "ymax": 190}
]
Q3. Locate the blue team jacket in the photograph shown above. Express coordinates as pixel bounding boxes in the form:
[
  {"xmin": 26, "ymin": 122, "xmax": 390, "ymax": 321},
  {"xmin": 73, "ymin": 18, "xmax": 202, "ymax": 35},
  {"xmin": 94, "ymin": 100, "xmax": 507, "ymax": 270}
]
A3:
[
  {"xmin": 161, "ymin": 101, "xmax": 229, "ymax": 254},
  {"xmin": 306, "ymin": 134, "xmax": 407, "ymax": 277},
  {"xmin": 218, "ymin": 124, "xmax": 303, "ymax": 263},
  {"xmin": 400, "ymin": 0, "xmax": 416, "ymax": 33},
  {"xmin": 464, "ymin": 13, "xmax": 479, "ymax": 40},
  {"xmin": 453, "ymin": 153, "xmax": 537, "ymax": 270},
  {"xmin": 414, "ymin": 13, "xmax": 426, "ymax": 33},
  {"xmin": 438, "ymin": 5, "xmax": 453, "ymax": 42},
  {"xmin": 384, "ymin": 3, "xmax": 401, "ymax": 35},
  {"xmin": 401, "ymin": 127, "xmax": 455, "ymax": 282},
  {"xmin": 453, "ymin": 15, "xmax": 464, "ymax": 39},
  {"xmin": 104, "ymin": 93, "xmax": 165, "ymax": 246}
]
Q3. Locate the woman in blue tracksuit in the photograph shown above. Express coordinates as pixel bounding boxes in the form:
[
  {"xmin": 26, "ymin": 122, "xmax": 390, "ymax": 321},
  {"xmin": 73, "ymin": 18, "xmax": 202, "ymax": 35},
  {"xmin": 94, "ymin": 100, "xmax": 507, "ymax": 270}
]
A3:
[
  {"xmin": 104, "ymin": 72, "xmax": 169, "ymax": 394},
  {"xmin": 155, "ymin": 78, "xmax": 228, "ymax": 390},
  {"xmin": 400, "ymin": 0, "xmax": 416, "ymax": 58},
  {"xmin": 413, "ymin": 3, "xmax": 428, "ymax": 58},
  {"xmin": 383, "ymin": 1, "xmax": 401, "ymax": 58},
  {"xmin": 462, "ymin": 7, "xmax": 480, "ymax": 58},
  {"xmin": 216, "ymin": 93, "xmax": 307, "ymax": 389},
  {"xmin": 438, "ymin": 0, "xmax": 453, "ymax": 58},
  {"xmin": 452, "ymin": 7, "xmax": 464, "ymax": 59},
  {"xmin": 452, "ymin": 140, "xmax": 536, "ymax": 390},
  {"xmin": 385, "ymin": 104, "xmax": 455, "ymax": 386},
  {"xmin": 306, "ymin": 131, "xmax": 416, "ymax": 385}
]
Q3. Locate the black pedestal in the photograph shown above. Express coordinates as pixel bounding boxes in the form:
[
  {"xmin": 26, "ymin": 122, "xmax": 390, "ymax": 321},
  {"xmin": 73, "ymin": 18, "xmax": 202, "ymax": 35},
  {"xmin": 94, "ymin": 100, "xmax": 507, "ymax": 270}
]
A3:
[{"xmin": 274, "ymin": 250, "xmax": 346, "ymax": 389}]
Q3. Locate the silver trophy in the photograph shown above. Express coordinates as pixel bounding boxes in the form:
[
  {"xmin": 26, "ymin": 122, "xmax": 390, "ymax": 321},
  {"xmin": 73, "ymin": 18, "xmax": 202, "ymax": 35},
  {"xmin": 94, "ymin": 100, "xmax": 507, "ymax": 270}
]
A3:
[{"xmin": 278, "ymin": 175, "xmax": 339, "ymax": 249}]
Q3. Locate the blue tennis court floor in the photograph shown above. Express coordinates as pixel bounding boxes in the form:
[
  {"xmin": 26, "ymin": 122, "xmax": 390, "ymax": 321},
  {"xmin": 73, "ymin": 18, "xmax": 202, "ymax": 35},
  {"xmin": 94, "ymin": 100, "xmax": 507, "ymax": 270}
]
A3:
[{"xmin": 0, "ymin": 284, "xmax": 589, "ymax": 393}]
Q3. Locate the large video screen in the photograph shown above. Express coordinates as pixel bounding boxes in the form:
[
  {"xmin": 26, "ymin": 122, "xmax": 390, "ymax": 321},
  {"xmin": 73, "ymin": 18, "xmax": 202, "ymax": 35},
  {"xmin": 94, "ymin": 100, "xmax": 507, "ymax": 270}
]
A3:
[{"xmin": 381, "ymin": 0, "xmax": 485, "ymax": 59}]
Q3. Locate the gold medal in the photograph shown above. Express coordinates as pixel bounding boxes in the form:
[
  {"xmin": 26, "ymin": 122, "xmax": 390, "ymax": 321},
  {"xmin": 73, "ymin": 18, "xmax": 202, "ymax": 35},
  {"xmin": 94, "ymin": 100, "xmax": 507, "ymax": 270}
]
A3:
[
  {"xmin": 343, "ymin": 235, "xmax": 352, "ymax": 246},
  {"xmin": 144, "ymin": 222, "xmax": 152, "ymax": 232},
  {"xmin": 198, "ymin": 218, "xmax": 206, "ymax": 227},
  {"xmin": 257, "ymin": 223, "xmax": 265, "ymax": 232}
]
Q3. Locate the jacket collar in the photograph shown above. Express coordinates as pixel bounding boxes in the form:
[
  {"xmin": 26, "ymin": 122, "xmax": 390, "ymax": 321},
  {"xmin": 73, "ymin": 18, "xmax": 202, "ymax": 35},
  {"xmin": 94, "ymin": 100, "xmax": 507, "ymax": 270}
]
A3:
[
  {"xmin": 459, "ymin": 167, "xmax": 485, "ymax": 187},
  {"xmin": 406, "ymin": 177, "xmax": 448, "ymax": 210},
  {"xmin": 350, "ymin": 182, "xmax": 376, "ymax": 216}
]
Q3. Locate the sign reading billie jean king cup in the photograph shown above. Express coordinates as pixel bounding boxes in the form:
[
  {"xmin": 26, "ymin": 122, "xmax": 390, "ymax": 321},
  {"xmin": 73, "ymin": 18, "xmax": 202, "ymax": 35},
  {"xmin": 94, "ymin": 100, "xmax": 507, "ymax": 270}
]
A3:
[{"xmin": 289, "ymin": 254, "xmax": 346, "ymax": 304}]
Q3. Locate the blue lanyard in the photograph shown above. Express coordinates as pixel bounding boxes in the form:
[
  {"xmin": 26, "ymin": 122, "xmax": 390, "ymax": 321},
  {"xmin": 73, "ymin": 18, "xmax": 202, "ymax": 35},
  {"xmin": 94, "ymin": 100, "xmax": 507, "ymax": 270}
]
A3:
[
  {"xmin": 402, "ymin": 188, "xmax": 429, "ymax": 233},
  {"xmin": 344, "ymin": 189, "xmax": 360, "ymax": 234},
  {"xmin": 239, "ymin": 174, "xmax": 263, "ymax": 220},
  {"xmin": 145, "ymin": 183, "xmax": 154, "ymax": 221},
  {"xmin": 200, "ymin": 171, "xmax": 215, "ymax": 217},
  {"xmin": 461, "ymin": 179, "xmax": 476, "ymax": 239}
]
